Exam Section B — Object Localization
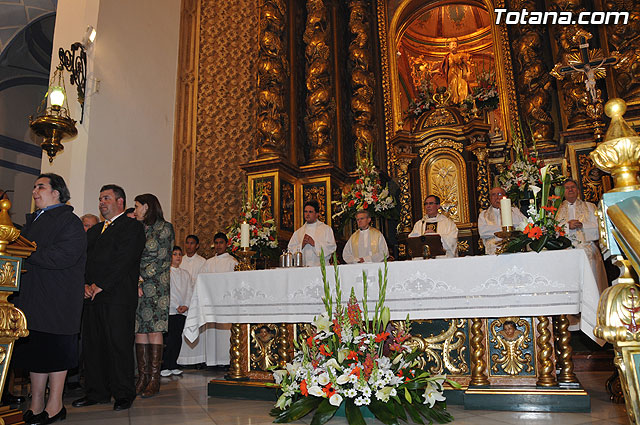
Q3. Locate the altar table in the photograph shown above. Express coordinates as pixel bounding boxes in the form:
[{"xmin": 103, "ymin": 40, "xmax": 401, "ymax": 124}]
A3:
[{"xmin": 184, "ymin": 249, "xmax": 599, "ymax": 342}]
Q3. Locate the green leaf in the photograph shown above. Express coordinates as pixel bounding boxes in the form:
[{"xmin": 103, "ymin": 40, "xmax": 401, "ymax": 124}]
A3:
[
  {"xmin": 529, "ymin": 234, "xmax": 548, "ymax": 252},
  {"xmin": 368, "ymin": 399, "xmax": 400, "ymax": 425},
  {"xmin": 404, "ymin": 387, "xmax": 412, "ymax": 403},
  {"xmin": 310, "ymin": 399, "xmax": 339, "ymax": 425},
  {"xmin": 345, "ymin": 399, "xmax": 366, "ymax": 425},
  {"xmin": 446, "ymin": 378, "xmax": 462, "ymax": 389},
  {"xmin": 274, "ymin": 396, "xmax": 322, "ymax": 423},
  {"xmin": 392, "ymin": 399, "xmax": 408, "ymax": 422},
  {"xmin": 402, "ymin": 400, "xmax": 425, "ymax": 424},
  {"xmin": 270, "ymin": 407, "xmax": 283, "ymax": 417}
]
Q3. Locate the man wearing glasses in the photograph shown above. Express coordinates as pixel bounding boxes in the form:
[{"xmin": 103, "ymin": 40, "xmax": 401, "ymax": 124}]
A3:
[{"xmin": 409, "ymin": 195, "xmax": 458, "ymax": 257}]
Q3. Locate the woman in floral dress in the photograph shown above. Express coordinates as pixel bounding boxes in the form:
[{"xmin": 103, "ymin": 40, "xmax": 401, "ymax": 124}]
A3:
[{"xmin": 133, "ymin": 193, "xmax": 174, "ymax": 397}]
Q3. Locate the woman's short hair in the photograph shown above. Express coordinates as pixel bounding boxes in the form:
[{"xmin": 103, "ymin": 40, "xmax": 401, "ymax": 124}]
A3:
[
  {"xmin": 134, "ymin": 193, "xmax": 164, "ymax": 225},
  {"xmin": 38, "ymin": 173, "xmax": 70, "ymax": 204}
]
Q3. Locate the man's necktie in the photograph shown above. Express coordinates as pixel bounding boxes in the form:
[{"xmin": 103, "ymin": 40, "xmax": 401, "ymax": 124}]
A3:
[{"xmin": 101, "ymin": 220, "xmax": 112, "ymax": 234}]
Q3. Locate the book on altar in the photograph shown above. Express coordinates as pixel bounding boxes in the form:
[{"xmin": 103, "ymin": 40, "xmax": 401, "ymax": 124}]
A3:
[{"xmin": 407, "ymin": 234, "xmax": 445, "ymax": 259}]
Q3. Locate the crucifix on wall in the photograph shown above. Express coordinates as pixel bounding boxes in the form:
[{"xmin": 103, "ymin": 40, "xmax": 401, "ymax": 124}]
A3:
[{"xmin": 551, "ymin": 33, "xmax": 618, "ymax": 140}]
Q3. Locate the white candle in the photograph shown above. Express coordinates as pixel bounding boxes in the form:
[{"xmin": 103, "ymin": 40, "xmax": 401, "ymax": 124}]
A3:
[
  {"xmin": 500, "ymin": 197, "xmax": 513, "ymax": 228},
  {"xmin": 240, "ymin": 222, "xmax": 250, "ymax": 248}
]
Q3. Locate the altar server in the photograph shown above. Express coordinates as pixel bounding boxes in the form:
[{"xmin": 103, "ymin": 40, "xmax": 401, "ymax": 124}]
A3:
[
  {"xmin": 409, "ymin": 195, "xmax": 458, "ymax": 257},
  {"xmin": 202, "ymin": 232, "xmax": 238, "ymax": 273},
  {"xmin": 478, "ymin": 187, "xmax": 526, "ymax": 255},
  {"xmin": 179, "ymin": 234, "xmax": 206, "ymax": 279},
  {"xmin": 288, "ymin": 200, "xmax": 336, "ymax": 266},
  {"xmin": 557, "ymin": 179, "xmax": 608, "ymax": 294},
  {"xmin": 342, "ymin": 209, "xmax": 389, "ymax": 264}
]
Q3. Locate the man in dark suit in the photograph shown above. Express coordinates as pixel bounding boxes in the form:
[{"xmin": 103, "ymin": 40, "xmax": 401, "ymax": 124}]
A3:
[{"xmin": 72, "ymin": 184, "xmax": 145, "ymax": 411}]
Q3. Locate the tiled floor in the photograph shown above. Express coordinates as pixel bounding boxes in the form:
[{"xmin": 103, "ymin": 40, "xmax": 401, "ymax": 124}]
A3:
[{"xmin": 39, "ymin": 370, "xmax": 628, "ymax": 424}]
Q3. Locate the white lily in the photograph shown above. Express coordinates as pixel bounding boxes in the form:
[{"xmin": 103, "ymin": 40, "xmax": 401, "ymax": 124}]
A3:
[
  {"xmin": 329, "ymin": 393, "xmax": 343, "ymax": 407},
  {"xmin": 530, "ymin": 185, "xmax": 541, "ymax": 199},
  {"xmin": 375, "ymin": 386, "xmax": 394, "ymax": 403},
  {"xmin": 324, "ymin": 358, "xmax": 340, "ymax": 371},
  {"xmin": 275, "ymin": 393, "xmax": 291, "ymax": 409},
  {"xmin": 273, "ymin": 369, "xmax": 287, "ymax": 385},
  {"xmin": 313, "ymin": 314, "xmax": 332, "ymax": 334},
  {"xmin": 336, "ymin": 373, "xmax": 350, "ymax": 385},
  {"xmin": 308, "ymin": 385, "xmax": 324, "ymax": 397},
  {"xmin": 540, "ymin": 164, "xmax": 550, "ymax": 182},
  {"xmin": 423, "ymin": 382, "xmax": 446, "ymax": 407},
  {"xmin": 317, "ymin": 372, "xmax": 330, "ymax": 386}
]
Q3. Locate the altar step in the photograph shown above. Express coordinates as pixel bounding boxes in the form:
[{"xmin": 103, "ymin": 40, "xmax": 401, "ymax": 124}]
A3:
[{"xmin": 208, "ymin": 380, "xmax": 591, "ymax": 413}]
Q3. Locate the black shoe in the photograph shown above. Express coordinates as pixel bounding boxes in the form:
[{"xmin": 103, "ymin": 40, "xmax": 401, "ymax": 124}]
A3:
[
  {"xmin": 45, "ymin": 406, "xmax": 66, "ymax": 424},
  {"xmin": 22, "ymin": 410, "xmax": 35, "ymax": 422},
  {"xmin": 71, "ymin": 396, "xmax": 109, "ymax": 407},
  {"xmin": 113, "ymin": 398, "xmax": 132, "ymax": 411},
  {"xmin": 2, "ymin": 392, "xmax": 26, "ymax": 405}
]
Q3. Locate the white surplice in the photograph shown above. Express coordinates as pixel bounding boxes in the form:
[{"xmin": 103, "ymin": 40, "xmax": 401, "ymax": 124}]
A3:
[
  {"xmin": 557, "ymin": 199, "xmax": 608, "ymax": 294},
  {"xmin": 170, "ymin": 266, "xmax": 193, "ymax": 316},
  {"xmin": 409, "ymin": 213, "xmax": 459, "ymax": 257},
  {"xmin": 342, "ymin": 227, "xmax": 389, "ymax": 264},
  {"xmin": 178, "ymin": 252, "xmax": 235, "ymax": 366},
  {"xmin": 287, "ymin": 221, "xmax": 336, "ymax": 266},
  {"xmin": 478, "ymin": 206, "xmax": 527, "ymax": 255},
  {"xmin": 179, "ymin": 253, "xmax": 206, "ymax": 280}
]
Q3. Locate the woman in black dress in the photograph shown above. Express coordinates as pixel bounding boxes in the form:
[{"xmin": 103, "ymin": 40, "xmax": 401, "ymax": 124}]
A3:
[{"xmin": 15, "ymin": 174, "xmax": 86, "ymax": 424}]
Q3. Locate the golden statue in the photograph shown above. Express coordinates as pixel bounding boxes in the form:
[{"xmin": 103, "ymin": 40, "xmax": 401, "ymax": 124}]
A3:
[
  {"xmin": 440, "ymin": 39, "xmax": 472, "ymax": 104},
  {"xmin": 490, "ymin": 319, "xmax": 534, "ymax": 376}
]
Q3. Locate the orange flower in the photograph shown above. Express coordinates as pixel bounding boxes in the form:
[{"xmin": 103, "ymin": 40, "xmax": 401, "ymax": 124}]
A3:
[
  {"xmin": 555, "ymin": 225, "xmax": 565, "ymax": 237},
  {"xmin": 523, "ymin": 224, "xmax": 543, "ymax": 240},
  {"xmin": 322, "ymin": 384, "xmax": 336, "ymax": 398},
  {"xmin": 300, "ymin": 379, "xmax": 308, "ymax": 396},
  {"xmin": 346, "ymin": 350, "xmax": 358, "ymax": 361},
  {"xmin": 319, "ymin": 344, "xmax": 333, "ymax": 357},
  {"xmin": 350, "ymin": 366, "xmax": 361, "ymax": 378},
  {"xmin": 548, "ymin": 195, "xmax": 560, "ymax": 200},
  {"xmin": 541, "ymin": 205, "xmax": 557, "ymax": 212},
  {"xmin": 375, "ymin": 332, "xmax": 390, "ymax": 343},
  {"xmin": 362, "ymin": 201, "xmax": 368, "ymax": 209},
  {"xmin": 348, "ymin": 200, "xmax": 355, "ymax": 208},
  {"xmin": 306, "ymin": 335, "xmax": 315, "ymax": 348}
]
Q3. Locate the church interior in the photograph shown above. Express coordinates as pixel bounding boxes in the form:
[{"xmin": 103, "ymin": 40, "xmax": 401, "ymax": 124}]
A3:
[{"xmin": 1, "ymin": 0, "xmax": 640, "ymax": 423}]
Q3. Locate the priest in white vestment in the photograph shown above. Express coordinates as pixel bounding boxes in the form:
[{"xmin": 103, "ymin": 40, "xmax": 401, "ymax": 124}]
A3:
[
  {"xmin": 178, "ymin": 233, "xmax": 233, "ymax": 367},
  {"xmin": 179, "ymin": 234, "xmax": 206, "ymax": 279},
  {"xmin": 342, "ymin": 210, "xmax": 389, "ymax": 264},
  {"xmin": 478, "ymin": 187, "xmax": 526, "ymax": 255},
  {"xmin": 409, "ymin": 195, "xmax": 459, "ymax": 257},
  {"xmin": 288, "ymin": 200, "xmax": 336, "ymax": 266},
  {"xmin": 556, "ymin": 179, "xmax": 608, "ymax": 294}
]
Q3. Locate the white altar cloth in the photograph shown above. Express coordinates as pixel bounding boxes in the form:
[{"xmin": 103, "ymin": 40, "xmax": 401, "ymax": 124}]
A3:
[{"xmin": 184, "ymin": 250, "xmax": 599, "ymax": 343}]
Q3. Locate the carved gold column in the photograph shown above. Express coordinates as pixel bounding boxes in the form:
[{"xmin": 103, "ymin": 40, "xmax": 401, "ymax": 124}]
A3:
[
  {"xmin": 0, "ymin": 197, "xmax": 29, "ymax": 398},
  {"xmin": 256, "ymin": 0, "xmax": 288, "ymax": 159},
  {"xmin": 277, "ymin": 323, "xmax": 291, "ymax": 368},
  {"xmin": 304, "ymin": 0, "xmax": 333, "ymax": 164},
  {"xmin": 509, "ymin": 0, "xmax": 555, "ymax": 151},
  {"xmin": 468, "ymin": 144, "xmax": 489, "ymax": 210},
  {"xmin": 535, "ymin": 316, "xmax": 558, "ymax": 387},
  {"xmin": 225, "ymin": 323, "xmax": 248, "ymax": 381},
  {"xmin": 469, "ymin": 318, "xmax": 489, "ymax": 386},
  {"xmin": 348, "ymin": 0, "xmax": 374, "ymax": 159},
  {"xmin": 554, "ymin": 315, "xmax": 578, "ymax": 384},
  {"xmin": 395, "ymin": 155, "xmax": 414, "ymax": 234}
]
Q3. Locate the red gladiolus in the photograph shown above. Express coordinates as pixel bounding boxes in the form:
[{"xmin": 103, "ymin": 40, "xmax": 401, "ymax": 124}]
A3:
[
  {"xmin": 269, "ymin": 236, "xmax": 275, "ymax": 241},
  {"xmin": 362, "ymin": 202, "xmax": 368, "ymax": 209},
  {"xmin": 249, "ymin": 218, "xmax": 257, "ymax": 225},
  {"xmin": 355, "ymin": 192, "xmax": 362, "ymax": 199},
  {"xmin": 348, "ymin": 200, "xmax": 355, "ymax": 208},
  {"xmin": 346, "ymin": 350, "xmax": 358, "ymax": 361},
  {"xmin": 306, "ymin": 335, "xmax": 315, "ymax": 348},
  {"xmin": 375, "ymin": 332, "xmax": 390, "ymax": 343},
  {"xmin": 390, "ymin": 342, "xmax": 404, "ymax": 352},
  {"xmin": 356, "ymin": 179, "xmax": 364, "ymax": 185},
  {"xmin": 300, "ymin": 379, "xmax": 308, "ymax": 396},
  {"xmin": 332, "ymin": 319, "xmax": 342, "ymax": 340}
]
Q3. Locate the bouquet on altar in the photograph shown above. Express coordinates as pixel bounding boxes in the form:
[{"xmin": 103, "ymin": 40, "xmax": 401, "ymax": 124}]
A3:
[
  {"xmin": 332, "ymin": 150, "xmax": 397, "ymax": 227},
  {"xmin": 497, "ymin": 149, "xmax": 542, "ymax": 204},
  {"xmin": 270, "ymin": 251, "xmax": 458, "ymax": 424},
  {"xmin": 227, "ymin": 186, "xmax": 279, "ymax": 260},
  {"xmin": 404, "ymin": 76, "xmax": 436, "ymax": 119},
  {"xmin": 470, "ymin": 68, "xmax": 499, "ymax": 111},
  {"xmin": 503, "ymin": 164, "xmax": 572, "ymax": 253}
]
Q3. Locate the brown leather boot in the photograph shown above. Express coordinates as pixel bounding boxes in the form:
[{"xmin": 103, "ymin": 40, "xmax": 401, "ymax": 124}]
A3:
[
  {"xmin": 135, "ymin": 343, "xmax": 150, "ymax": 395},
  {"xmin": 141, "ymin": 344, "xmax": 163, "ymax": 398}
]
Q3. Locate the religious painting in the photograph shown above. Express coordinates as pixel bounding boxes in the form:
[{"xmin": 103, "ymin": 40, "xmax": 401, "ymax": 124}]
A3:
[
  {"xmin": 302, "ymin": 181, "xmax": 328, "ymax": 224},
  {"xmin": 251, "ymin": 176, "xmax": 275, "ymax": 221},
  {"xmin": 378, "ymin": 0, "xmax": 520, "ymax": 157},
  {"xmin": 567, "ymin": 141, "xmax": 606, "ymax": 203},
  {"xmin": 488, "ymin": 317, "xmax": 535, "ymax": 377},
  {"xmin": 280, "ymin": 180, "xmax": 295, "ymax": 233},
  {"xmin": 249, "ymin": 323, "xmax": 280, "ymax": 372},
  {"xmin": 419, "ymin": 149, "xmax": 470, "ymax": 223}
]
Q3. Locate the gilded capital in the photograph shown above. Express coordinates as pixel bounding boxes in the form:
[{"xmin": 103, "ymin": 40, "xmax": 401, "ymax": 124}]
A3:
[
  {"xmin": 590, "ymin": 98, "xmax": 640, "ymax": 192},
  {"xmin": 0, "ymin": 198, "xmax": 20, "ymax": 255}
]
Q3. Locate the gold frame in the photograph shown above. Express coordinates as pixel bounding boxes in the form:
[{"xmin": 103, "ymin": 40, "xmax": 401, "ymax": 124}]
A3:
[
  {"xmin": 378, "ymin": 0, "xmax": 520, "ymax": 173},
  {"xmin": 299, "ymin": 176, "xmax": 333, "ymax": 228},
  {"xmin": 419, "ymin": 148, "xmax": 470, "ymax": 223},
  {"xmin": 566, "ymin": 141, "xmax": 596, "ymax": 183},
  {"xmin": 619, "ymin": 343, "xmax": 640, "ymax": 423}
]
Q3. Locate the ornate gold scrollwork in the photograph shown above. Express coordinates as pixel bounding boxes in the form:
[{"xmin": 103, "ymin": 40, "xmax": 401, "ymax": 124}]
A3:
[
  {"xmin": 250, "ymin": 324, "xmax": 280, "ymax": 371},
  {"xmin": 472, "ymin": 147, "xmax": 490, "ymax": 210},
  {"xmin": 509, "ymin": 0, "xmax": 555, "ymax": 149},
  {"xmin": 424, "ymin": 109, "xmax": 456, "ymax": 128},
  {"xmin": 456, "ymin": 240, "xmax": 469, "ymax": 254},
  {"xmin": 257, "ymin": 0, "xmax": 288, "ymax": 158},
  {"xmin": 349, "ymin": 0, "xmax": 375, "ymax": 158},
  {"xmin": 302, "ymin": 184, "xmax": 327, "ymax": 223},
  {"xmin": 304, "ymin": 0, "xmax": 333, "ymax": 164},
  {"xmin": 395, "ymin": 156, "xmax": 414, "ymax": 233},
  {"xmin": 578, "ymin": 152, "xmax": 605, "ymax": 203},
  {"xmin": 0, "ymin": 262, "xmax": 16, "ymax": 288},
  {"xmin": 490, "ymin": 317, "xmax": 533, "ymax": 376},
  {"xmin": 418, "ymin": 139, "xmax": 463, "ymax": 157},
  {"xmin": 605, "ymin": 0, "xmax": 640, "ymax": 104},
  {"xmin": 396, "ymin": 319, "xmax": 468, "ymax": 375},
  {"xmin": 0, "ymin": 294, "xmax": 28, "ymax": 340}
]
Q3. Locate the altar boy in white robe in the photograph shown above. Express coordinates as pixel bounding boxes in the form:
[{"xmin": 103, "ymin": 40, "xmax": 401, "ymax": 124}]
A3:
[
  {"xmin": 342, "ymin": 210, "xmax": 389, "ymax": 264},
  {"xmin": 478, "ymin": 187, "xmax": 526, "ymax": 255},
  {"xmin": 409, "ymin": 195, "xmax": 459, "ymax": 257},
  {"xmin": 288, "ymin": 200, "xmax": 337, "ymax": 266},
  {"xmin": 178, "ymin": 233, "xmax": 236, "ymax": 367},
  {"xmin": 179, "ymin": 234, "xmax": 206, "ymax": 280},
  {"xmin": 556, "ymin": 179, "xmax": 608, "ymax": 294}
]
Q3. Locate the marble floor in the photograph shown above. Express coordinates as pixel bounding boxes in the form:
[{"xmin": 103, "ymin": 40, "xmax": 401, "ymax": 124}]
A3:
[{"xmin": 41, "ymin": 370, "xmax": 628, "ymax": 425}]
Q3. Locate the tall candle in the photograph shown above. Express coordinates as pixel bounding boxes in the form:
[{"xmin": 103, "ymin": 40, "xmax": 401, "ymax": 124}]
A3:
[
  {"xmin": 500, "ymin": 197, "xmax": 513, "ymax": 227},
  {"xmin": 240, "ymin": 222, "xmax": 250, "ymax": 248}
]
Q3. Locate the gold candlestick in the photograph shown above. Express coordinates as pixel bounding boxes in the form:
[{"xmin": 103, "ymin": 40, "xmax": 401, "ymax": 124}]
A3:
[
  {"xmin": 234, "ymin": 247, "xmax": 256, "ymax": 271},
  {"xmin": 494, "ymin": 226, "xmax": 522, "ymax": 254}
]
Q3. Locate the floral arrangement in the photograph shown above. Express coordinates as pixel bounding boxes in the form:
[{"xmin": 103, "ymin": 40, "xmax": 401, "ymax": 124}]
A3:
[
  {"xmin": 404, "ymin": 77, "xmax": 436, "ymax": 119},
  {"xmin": 332, "ymin": 151, "xmax": 397, "ymax": 227},
  {"xmin": 270, "ymin": 252, "xmax": 458, "ymax": 424},
  {"xmin": 470, "ymin": 68, "xmax": 499, "ymax": 111},
  {"xmin": 497, "ymin": 149, "xmax": 543, "ymax": 205},
  {"xmin": 503, "ymin": 165, "xmax": 572, "ymax": 253},
  {"xmin": 227, "ymin": 185, "xmax": 279, "ymax": 260}
]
